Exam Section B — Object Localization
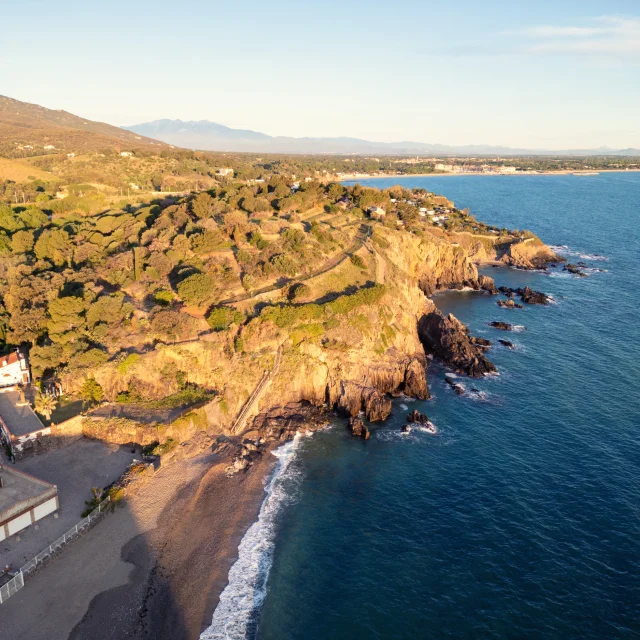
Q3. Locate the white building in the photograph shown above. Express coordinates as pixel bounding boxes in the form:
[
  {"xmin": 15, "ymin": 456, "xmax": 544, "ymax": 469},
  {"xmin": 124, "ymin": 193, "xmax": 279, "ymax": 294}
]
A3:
[
  {"xmin": 368, "ymin": 206, "xmax": 386, "ymax": 218},
  {"xmin": 0, "ymin": 466, "xmax": 58, "ymax": 542},
  {"xmin": 120, "ymin": 151, "xmax": 133, "ymax": 157},
  {"xmin": 216, "ymin": 167, "xmax": 234, "ymax": 176},
  {"xmin": 0, "ymin": 351, "xmax": 31, "ymax": 388}
]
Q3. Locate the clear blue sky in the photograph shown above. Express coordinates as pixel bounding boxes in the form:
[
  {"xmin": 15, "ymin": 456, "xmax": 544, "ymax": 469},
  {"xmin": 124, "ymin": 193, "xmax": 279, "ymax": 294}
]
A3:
[{"xmin": 2, "ymin": 0, "xmax": 639, "ymax": 149}]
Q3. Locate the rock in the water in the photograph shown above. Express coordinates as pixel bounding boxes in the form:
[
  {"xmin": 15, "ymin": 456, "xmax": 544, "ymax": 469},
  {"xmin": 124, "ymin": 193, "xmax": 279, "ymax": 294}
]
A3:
[
  {"xmin": 488, "ymin": 321, "xmax": 513, "ymax": 331},
  {"xmin": 479, "ymin": 275, "xmax": 498, "ymax": 295},
  {"xmin": 407, "ymin": 409, "xmax": 429, "ymax": 425},
  {"xmin": 401, "ymin": 424, "xmax": 410, "ymax": 433},
  {"xmin": 499, "ymin": 339, "xmax": 515, "ymax": 349},
  {"xmin": 349, "ymin": 416, "xmax": 370, "ymax": 439},
  {"xmin": 471, "ymin": 336, "xmax": 492, "ymax": 349},
  {"xmin": 517, "ymin": 286, "xmax": 550, "ymax": 305},
  {"xmin": 498, "ymin": 285, "xmax": 550, "ymax": 305},
  {"xmin": 418, "ymin": 310, "xmax": 497, "ymax": 377},
  {"xmin": 564, "ymin": 263, "xmax": 588, "ymax": 277},
  {"xmin": 445, "ymin": 377, "xmax": 465, "ymax": 395},
  {"xmin": 497, "ymin": 298, "xmax": 523, "ymax": 309}
]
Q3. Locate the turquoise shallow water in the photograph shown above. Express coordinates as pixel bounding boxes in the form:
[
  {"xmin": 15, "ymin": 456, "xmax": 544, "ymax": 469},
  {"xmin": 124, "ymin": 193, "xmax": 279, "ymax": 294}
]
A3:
[{"xmin": 213, "ymin": 173, "xmax": 640, "ymax": 639}]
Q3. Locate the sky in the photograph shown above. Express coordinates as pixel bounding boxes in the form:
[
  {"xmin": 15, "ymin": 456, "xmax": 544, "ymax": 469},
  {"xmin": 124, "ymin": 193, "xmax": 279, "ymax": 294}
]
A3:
[{"xmin": 1, "ymin": 0, "xmax": 639, "ymax": 149}]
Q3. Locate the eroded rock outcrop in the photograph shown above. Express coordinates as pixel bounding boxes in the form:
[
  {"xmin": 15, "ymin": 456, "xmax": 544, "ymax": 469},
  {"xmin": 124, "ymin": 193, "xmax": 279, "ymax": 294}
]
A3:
[
  {"xmin": 418, "ymin": 311, "xmax": 496, "ymax": 377},
  {"xmin": 349, "ymin": 416, "xmax": 370, "ymax": 439}
]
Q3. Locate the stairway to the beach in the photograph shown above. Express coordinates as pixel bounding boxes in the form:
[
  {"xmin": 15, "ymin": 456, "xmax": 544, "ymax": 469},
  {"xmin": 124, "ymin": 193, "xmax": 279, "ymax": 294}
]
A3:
[{"xmin": 230, "ymin": 346, "xmax": 283, "ymax": 434}]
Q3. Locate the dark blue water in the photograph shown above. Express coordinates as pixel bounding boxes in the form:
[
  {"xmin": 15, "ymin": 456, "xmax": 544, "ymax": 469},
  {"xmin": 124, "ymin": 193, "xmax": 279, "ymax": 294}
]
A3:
[{"xmin": 253, "ymin": 174, "xmax": 640, "ymax": 639}]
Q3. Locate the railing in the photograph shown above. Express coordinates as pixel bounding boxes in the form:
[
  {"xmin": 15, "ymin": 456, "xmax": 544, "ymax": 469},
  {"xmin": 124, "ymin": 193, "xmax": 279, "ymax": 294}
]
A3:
[{"xmin": 0, "ymin": 495, "xmax": 111, "ymax": 604}]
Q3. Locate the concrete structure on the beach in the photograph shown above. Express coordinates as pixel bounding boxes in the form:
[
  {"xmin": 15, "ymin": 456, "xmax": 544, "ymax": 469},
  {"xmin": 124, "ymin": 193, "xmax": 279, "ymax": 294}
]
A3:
[{"xmin": 0, "ymin": 466, "xmax": 58, "ymax": 542}]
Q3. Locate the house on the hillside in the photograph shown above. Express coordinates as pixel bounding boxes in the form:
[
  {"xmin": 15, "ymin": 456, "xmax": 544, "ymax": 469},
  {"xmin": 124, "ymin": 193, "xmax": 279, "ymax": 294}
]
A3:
[
  {"xmin": 66, "ymin": 153, "xmax": 75, "ymax": 158},
  {"xmin": 120, "ymin": 151, "xmax": 133, "ymax": 157},
  {"xmin": 368, "ymin": 206, "xmax": 386, "ymax": 219},
  {"xmin": 216, "ymin": 167, "xmax": 234, "ymax": 177},
  {"xmin": 336, "ymin": 197, "xmax": 351, "ymax": 209},
  {"xmin": 0, "ymin": 351, "xmax": 31, "ymax": 388}
]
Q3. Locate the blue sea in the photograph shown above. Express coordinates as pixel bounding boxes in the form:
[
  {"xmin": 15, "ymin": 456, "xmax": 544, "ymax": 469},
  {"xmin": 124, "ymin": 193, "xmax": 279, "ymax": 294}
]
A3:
[{"xmin": 205, "ymin": 173, "xmax": 640, "ymax": 640}]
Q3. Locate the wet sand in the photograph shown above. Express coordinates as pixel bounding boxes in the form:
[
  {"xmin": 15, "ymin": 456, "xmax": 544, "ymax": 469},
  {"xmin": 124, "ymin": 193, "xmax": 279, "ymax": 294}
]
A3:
[{"xmin": 0, "ymin": 443, "xmax": 277, "ymax": 640}]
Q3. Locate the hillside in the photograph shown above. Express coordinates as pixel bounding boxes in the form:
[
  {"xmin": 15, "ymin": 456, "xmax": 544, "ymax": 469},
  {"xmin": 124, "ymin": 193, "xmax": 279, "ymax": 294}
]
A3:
[
  {"xmin": 0, "ymin": 96, "xmax": 169, "ymax": 157},
  {"xmin": 0, "ymin": 157, "xmax": 52, "ymax": 182},
  {"xmin": 124, "ymin": 118, "xmax": 640, "ymax": 156},
  {"xmin": 0, "ymin": 175, "xmax": 562, "ymax": 452}
]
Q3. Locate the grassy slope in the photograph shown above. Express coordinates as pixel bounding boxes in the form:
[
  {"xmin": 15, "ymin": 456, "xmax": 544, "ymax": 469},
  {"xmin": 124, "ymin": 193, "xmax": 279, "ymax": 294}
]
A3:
[{"xmin": 0, "ymin": 156, "xmax": 52, "ymax": 181}]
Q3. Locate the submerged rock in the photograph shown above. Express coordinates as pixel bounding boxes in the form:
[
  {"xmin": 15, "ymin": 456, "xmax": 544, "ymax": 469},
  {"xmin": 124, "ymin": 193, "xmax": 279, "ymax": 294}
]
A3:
[
  {"xmin": 564, "ymin": 263, "xmax": 588, "ymax": 277},
  {"xmin": 445, "ymin": 377, "xmax": 465, "ymax": 395}
]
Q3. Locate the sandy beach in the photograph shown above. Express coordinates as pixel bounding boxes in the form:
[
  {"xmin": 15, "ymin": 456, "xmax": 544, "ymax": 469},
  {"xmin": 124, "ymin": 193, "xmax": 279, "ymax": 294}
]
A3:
[
  {"xmin": 0, "ymin": 441, "xmax": 277, "ymax": 640},
  {"xmin": 340, "ymin": 168, "xmax": 640, "ymax": 181}
]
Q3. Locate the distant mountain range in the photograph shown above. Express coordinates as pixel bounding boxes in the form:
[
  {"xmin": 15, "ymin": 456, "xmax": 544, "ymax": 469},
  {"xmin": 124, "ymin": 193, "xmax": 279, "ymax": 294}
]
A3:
[
  {"xmin": 123, "ymin": 119, "xmax": 640, "ymax": 156},
  {"xmin": 0, "ymin": 95, "xmax": 168, "ymax": 156}
]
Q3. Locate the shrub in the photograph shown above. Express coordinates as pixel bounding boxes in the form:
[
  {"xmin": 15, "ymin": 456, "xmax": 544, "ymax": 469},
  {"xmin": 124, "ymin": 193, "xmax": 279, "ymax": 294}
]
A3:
[
  {"xmin": 117, "ymin": 353, "xmax": 140, "ymax": 375},
  {"xmin": 288, "ymin": 282, "xmax": 310, "ymax": 301},
  {"xmin": 350, "ymin": 254, "xmax": 366, "ymax": 269},
  {"xmin": 80, "ymin": 377, "xmax": 104, "ymax": 403},
  {"xmin": 154, "ymin": 290, "xmax": 173, "ymax": 306},
  {"xmin": 207, "ymin": 306, "xmax": 244, "ymax": 331},
  {"xmin": 177, "ymin": 273, "xmax": 214, "ymax": 306}
]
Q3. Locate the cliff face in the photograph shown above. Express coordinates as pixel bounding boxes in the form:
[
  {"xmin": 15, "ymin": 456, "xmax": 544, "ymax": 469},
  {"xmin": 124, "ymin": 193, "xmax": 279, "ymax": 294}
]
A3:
[
  {"xmin": 66, "ymin": 224, "xmax": 557, "ymax": 441},
  {"xmin": 243, "ymin": 226, "xmax": 498, "ymax": 426},
  {"xmin": 453, "ymin": 231, "xmax": 563, "ymax": 269}
]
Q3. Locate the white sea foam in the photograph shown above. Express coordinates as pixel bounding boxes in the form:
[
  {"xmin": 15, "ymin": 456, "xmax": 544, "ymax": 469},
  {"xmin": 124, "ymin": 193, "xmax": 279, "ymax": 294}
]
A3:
[
  {"xmin": 512, "ymin": 325, "xmax": 526, "ymax": 332},
  {"xmin": 549, "ymin": 245, "xmax": 608, "ymax": 262},
  {"xmin": 399, "ymin": 403, "xmax": 409, "ymax": 411},
  {"xmin": 200, "ymin": 433, "xmax": 306, "ymax": 640},
  {"xmin": 579, "ymin": 253, "xmax": 608, "ymax": 262}
]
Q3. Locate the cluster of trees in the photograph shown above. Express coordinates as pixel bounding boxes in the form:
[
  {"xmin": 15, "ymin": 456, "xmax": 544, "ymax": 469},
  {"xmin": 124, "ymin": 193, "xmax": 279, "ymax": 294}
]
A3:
[{"xmin": 0, "ymin": 178, "xmax": 395, "ymax": 382}]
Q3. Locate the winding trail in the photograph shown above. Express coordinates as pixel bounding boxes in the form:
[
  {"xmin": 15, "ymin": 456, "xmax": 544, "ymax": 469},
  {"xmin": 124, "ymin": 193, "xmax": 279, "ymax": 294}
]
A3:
[{"xmin": 219, "ymin": 223, "xmax": 371, "ymax": 305}]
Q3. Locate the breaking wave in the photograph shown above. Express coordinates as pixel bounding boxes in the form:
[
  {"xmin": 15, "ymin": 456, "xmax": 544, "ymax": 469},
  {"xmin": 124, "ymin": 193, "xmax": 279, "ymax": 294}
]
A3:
[
  {"xmin": 549, "ymin": 245, "xmax": 609, "ymax": 262},
  {"xmin": 200, "ymin": 434, "xmax": 306, "ymax": 640}
]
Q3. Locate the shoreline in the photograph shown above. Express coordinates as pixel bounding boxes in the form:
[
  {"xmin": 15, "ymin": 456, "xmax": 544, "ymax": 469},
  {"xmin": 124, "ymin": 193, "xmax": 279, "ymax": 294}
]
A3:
[
  {"xmin": 340, "ymin": 168, "xmax": 640, "ymax": 180},
  {"xmin": 0, "ymin": 442, "xmax": 277, "ymax": 640}
]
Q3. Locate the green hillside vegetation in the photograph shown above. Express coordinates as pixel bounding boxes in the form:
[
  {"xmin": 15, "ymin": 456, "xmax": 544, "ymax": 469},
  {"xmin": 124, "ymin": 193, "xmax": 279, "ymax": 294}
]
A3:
[{"xmin": 0, "ymin": 172, "xmax": 509, "ymax": 396}]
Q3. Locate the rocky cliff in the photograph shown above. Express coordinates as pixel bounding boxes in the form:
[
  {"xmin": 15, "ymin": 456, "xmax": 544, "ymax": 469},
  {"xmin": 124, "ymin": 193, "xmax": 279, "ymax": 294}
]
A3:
[{"xmin": 70, "ymin": 223, "xmax": 557, "ymax": 443}]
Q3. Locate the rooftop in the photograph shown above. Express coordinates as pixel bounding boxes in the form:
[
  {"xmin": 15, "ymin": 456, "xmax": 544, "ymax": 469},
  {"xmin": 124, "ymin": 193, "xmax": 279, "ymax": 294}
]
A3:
[
  {"xmin": 0, "ymin": 392, "xmax": 45, "ymax": 437},
  {"xmin": 0, "ymin": 466, "xmax": 57, "ymax": 524}
]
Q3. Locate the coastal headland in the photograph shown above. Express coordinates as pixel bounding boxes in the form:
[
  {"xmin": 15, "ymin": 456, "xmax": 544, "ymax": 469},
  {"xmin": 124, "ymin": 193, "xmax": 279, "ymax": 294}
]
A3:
[{"xmin": 0, "ymin": 179, "xmax": 562, "ymax": 639}]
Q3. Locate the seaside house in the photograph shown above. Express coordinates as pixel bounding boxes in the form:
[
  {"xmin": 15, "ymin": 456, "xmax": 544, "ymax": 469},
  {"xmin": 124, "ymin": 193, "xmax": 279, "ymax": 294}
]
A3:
[
  {"xmin": 336, "ymin": 197, "xmax": 351, "ymax": 209},
  {"xmin": 368, "ymin": 206, "xmax": 386, "ymax": 219},
  {"xmin": 0, "ymin": 351, "xmax": 31, "ymax": 388}
]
